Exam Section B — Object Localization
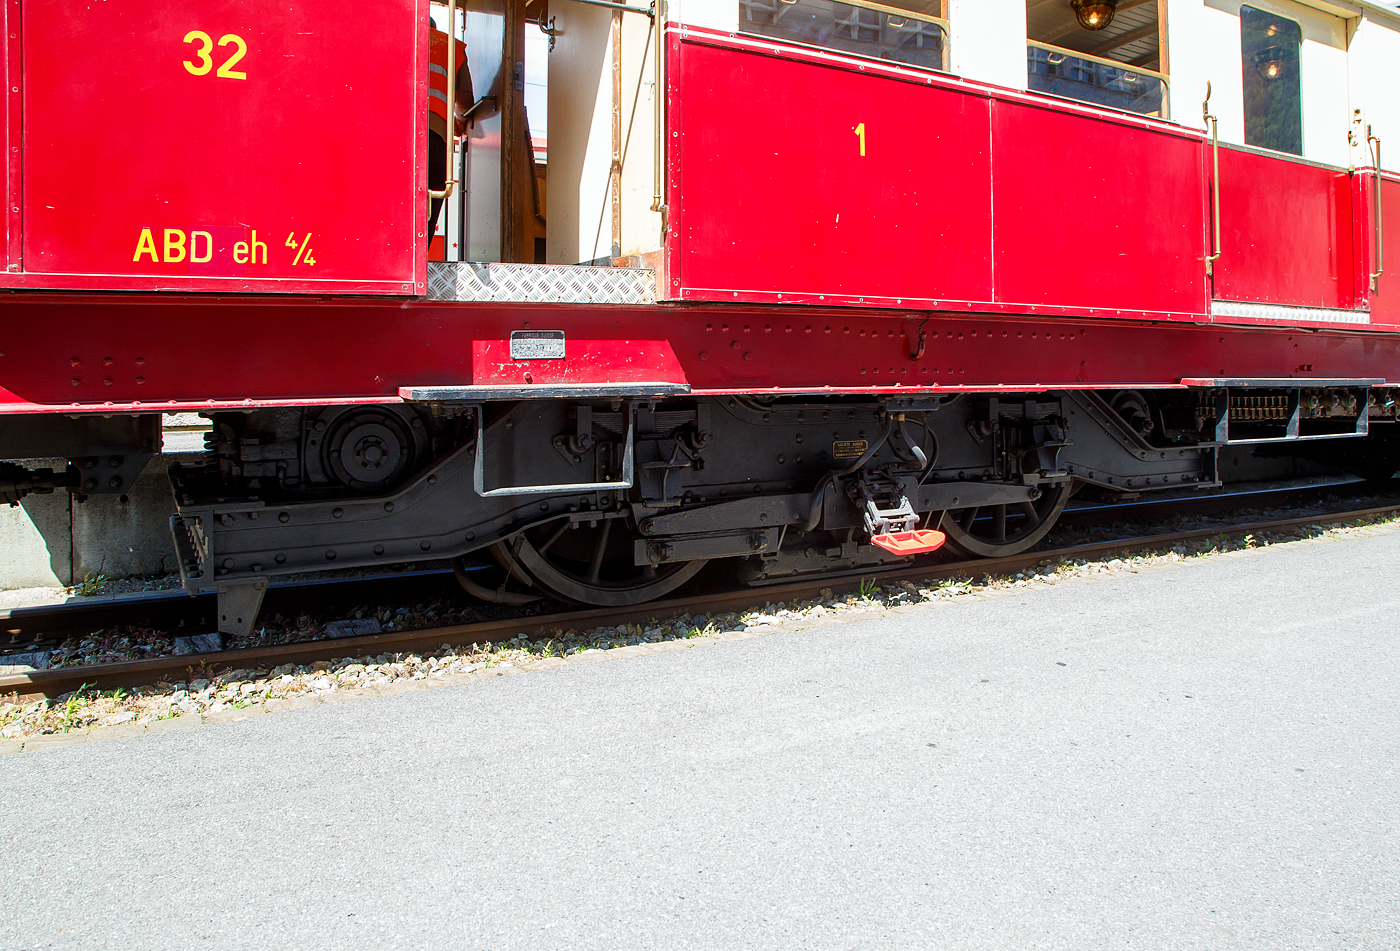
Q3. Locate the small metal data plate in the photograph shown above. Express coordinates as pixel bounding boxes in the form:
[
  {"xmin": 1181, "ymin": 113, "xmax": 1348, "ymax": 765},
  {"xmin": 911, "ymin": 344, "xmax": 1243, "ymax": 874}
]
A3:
[
  {"xmin": 833, "ymin": 439, "xmax": 868, "ymax": 460},
  {"xmin": 510, "ymin": 330, "xmax": 566, "ymax": 360}
]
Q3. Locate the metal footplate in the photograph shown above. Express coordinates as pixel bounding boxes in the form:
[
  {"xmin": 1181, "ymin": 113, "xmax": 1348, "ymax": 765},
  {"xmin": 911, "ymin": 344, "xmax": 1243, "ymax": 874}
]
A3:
[
  {"xmin": 869, "ymin": 529, "xmax": 947, "ymax": 556},
  {"xmin": 857, "ymin": 474, "xmax": 947, "ymax": 556}
]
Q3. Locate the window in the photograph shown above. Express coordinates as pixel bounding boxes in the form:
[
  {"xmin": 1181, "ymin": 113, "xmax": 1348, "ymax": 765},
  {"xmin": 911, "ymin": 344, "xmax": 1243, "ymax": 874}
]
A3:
[
  {"xmin": 739, "ymin": 0, "xmax": 948, "ymax": 73},
  {"xmin": 1241, "ymin": 6, "xmax": 1302, "ymax": 156},
  {"xmin": 1025, "ymin": 0, "xmax": 1167, "ymax": 118}
]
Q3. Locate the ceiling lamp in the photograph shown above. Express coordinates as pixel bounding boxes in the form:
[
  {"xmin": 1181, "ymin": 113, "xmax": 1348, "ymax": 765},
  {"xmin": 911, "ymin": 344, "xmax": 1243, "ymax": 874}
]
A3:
[
  {"xmin": 1253, "ymin": 46, "xmax": 1288, "ymax": 80},
  {"xmin": 1071, "ymin": 0, "xmax": 1118, "ymax": 31}
]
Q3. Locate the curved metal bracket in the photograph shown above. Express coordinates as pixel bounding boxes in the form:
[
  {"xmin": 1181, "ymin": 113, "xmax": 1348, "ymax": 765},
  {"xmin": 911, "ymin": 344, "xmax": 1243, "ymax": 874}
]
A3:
[
  {"xmin": 538, "ymin": 16, "xmax": 557, "ymax": 52},
  {"xmin": 473, "ymin": 408, "xmax": 636, "ymax": 497}
]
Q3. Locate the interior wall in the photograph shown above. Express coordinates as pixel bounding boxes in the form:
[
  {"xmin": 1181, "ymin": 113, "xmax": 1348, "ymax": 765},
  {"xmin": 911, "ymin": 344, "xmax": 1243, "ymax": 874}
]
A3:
[
  {"xmin": 546, "ymin": 4, "xmax": 612, "ymax": 264},
  {"xmin": 619, "ymin": 13, "xmax": 663, "ymax": 257},
  {"xmin": 545, "ymin": 6, "xmax": 661, "ymax": 264}
]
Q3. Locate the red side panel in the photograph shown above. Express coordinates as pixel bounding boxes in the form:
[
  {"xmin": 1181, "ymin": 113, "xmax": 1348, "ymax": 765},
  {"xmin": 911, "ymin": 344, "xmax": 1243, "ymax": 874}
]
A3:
[
  {"xmin": 4, "ymin": 296, "xmax": 1400, "ymax": 415},
  {"xmin": 1366, "ymin": 173, "xmax": 1400, "ymax": 328},
  {"xmin": 9, "ymin": 0, "xmax": 426, "ymax": 295},
  {"xmin": 1213, "ymin": 147, "xmax": 1357, "ymax": 310},
  {"xmin": 666, "ymin": 29, "xmax": 1207, "ymax": 323},
  {"xmin": 3, "ymin": 0, "xmax": 18, "ymax": 275},
  {"xmin": 991, "ymin": 99, "xmax": 1207, "ymax": 317},
  {"xmin": 666, "ymin": 33, "xmax": 994, "ymax": 309}
]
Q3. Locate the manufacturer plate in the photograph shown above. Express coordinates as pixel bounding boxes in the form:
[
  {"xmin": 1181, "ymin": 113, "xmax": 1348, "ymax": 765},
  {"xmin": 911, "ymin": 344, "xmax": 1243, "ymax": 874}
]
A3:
[
  {"xmin": 832, "ymin": 439, "xmax": 868, "ymax": 460},
  {"xmin": 510, "ymin": 330, "xmax": 566, "ymax": 360}
]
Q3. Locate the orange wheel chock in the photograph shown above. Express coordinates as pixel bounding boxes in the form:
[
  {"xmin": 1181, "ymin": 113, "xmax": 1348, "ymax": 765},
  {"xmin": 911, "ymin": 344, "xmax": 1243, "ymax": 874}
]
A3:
[{"xmin": 870, "ymin": 529, "xmax": 947, "ymax": 555}]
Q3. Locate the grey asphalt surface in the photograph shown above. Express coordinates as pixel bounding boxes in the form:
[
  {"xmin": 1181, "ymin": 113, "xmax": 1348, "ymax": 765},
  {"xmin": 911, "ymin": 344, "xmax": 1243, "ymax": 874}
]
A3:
[{"xmin": 3, "ymin": 532, "xmax": 1398, "ymax": 951}]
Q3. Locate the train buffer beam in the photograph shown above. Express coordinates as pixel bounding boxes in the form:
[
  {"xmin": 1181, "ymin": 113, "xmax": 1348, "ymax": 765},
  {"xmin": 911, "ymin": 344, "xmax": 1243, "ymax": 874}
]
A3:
[{"xmin": 870, "ymin": 529, "xmax": 947, "ymax": 556}]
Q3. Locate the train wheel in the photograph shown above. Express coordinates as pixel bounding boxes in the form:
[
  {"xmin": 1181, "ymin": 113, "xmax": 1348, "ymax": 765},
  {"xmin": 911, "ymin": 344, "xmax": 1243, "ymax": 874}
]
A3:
[
  {"xmin": 937, "ymin": 481, "xmax": 1073, "ymax": 558},
  {"xmin": 493, "ymin": 517, "xmax": 707, "ymax": 606}
]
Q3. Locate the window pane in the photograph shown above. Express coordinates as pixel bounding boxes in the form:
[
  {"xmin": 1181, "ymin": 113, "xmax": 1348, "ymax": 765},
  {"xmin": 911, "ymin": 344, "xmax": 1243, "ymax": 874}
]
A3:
[
  {"xmin": 739, "ymin": 0, "xmax": 947, "ymax": 72},
  {"xmin": 1026, "ymin": 46, "xmax": 1165, "ymax": 116},
  {"xmin": 1023, "ymin": 1, "xmax": 1166, "ymax": 119},
  {"xmin": 1241, "ymin": 6, "xmax": 1302, "ymax": 156}
]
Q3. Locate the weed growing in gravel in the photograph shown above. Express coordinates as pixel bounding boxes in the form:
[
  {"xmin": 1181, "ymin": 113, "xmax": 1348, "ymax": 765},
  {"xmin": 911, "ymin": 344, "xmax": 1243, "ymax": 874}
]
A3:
[{"xmin": 74, "ymin": 574, "xmax": 109, "ymax": 597}]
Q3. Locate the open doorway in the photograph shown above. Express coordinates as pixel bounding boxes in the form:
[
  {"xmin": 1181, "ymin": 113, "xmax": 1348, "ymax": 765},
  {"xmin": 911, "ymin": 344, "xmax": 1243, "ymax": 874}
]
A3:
[
  {"xmin": 429, "ymin": 0, "xmax": 549, "ymax": 264},
  {"xmin": 1025, "ymin": 0, "xmax": 1169, "ymax": 118}
]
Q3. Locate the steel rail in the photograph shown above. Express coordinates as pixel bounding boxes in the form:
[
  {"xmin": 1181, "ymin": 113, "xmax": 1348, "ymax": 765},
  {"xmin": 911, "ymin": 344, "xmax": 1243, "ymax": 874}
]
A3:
[{"xmin": 5, "ymin": 503, "xmax": 1398, "ymax": 701}]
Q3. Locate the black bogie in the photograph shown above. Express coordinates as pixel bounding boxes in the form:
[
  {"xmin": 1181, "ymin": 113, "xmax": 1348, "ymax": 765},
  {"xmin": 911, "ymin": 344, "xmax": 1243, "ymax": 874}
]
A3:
[{"xmin": 165, "ymin": 388, "xmax": 1246, "ymax": 634}]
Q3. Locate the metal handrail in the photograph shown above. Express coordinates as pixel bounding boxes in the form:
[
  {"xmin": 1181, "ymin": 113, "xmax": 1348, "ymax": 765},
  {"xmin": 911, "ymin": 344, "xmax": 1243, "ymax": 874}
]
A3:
[
  {"xmin": 652, "ymin": 0, "xmax": 666, "ymax": 214},
  {"xmin": 1204, "ymin": 82, "xmax": 1222, "ymax": 277},
  {"xmin": 830, "ymin": 0, "xmax": 948, "ymax": 31},
  {"xmin": 742, "ymin": 0, "xmax": 948, "ymax": 34},
  {"xmin": 1027, "ymin": 39, "xmax": 1169, "ymax": 87},
  {"xmin": 462, "ymin": 95, "xmax": 497, "ymax": 127},
  {"xmin": 427, "ymin": 0, "xmax": 458, "ymax": 202},
  {"xmin": 564, "ymin": 0, "xmax": 654, "ymax": 15},
  {"xmin": 1370, "ymin": 125, "xmax": 1384, "ymax": 290}
]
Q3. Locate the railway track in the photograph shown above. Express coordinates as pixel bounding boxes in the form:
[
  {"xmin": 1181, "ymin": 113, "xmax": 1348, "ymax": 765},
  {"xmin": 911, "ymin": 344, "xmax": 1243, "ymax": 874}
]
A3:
[
  {"xmin": 5, "ymin": 498, "xmax": 1398, "ymax": 702},
  {"xmin": 0, "ymin": 473, "xmax": 1364, "ymax": 641}
]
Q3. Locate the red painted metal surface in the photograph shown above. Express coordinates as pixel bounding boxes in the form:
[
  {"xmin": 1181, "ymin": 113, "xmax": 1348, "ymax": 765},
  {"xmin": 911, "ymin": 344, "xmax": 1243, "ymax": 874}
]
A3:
[
  {"xmin": 471, "ymin": 339, "xmax": 687, "ymax": 388},
  {"xmin": 991, "ymin": 98, "xmax": 1207, "ymax": 318},
  {"xmin": 7, "ymin": 0, "xmax": 426, "ymax": 295},
  {"xmin": 1212, "ymin": 147, "xmax": 1358, "ymax": 311},
  {"xmin": 0, "ymin": 20, "xmax": 1397, "ymax": 428},
  {"xmin": 3, "ymin": 0, "xmax": 18, "ymax": 276},
  {"xmin": 666, "ymin": 28, "xmax": 1208, "ymax": 322},
  {"xmin": 0, "ymin": 294, "xmax": 1397, "ymax": 415},
  {"xmin": 1364, "ymin": 172, "xmax": 1400, "ymax": 328},
  {"xmin": 666, "ymin": 30, "xmax": 994, "ymax": 309}
]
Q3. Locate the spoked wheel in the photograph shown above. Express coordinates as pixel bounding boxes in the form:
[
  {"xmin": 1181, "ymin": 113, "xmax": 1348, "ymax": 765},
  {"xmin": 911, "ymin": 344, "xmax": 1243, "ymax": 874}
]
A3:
[
  {"xmin": 937, "ymin": 481, "xmax": 1074, "ymax": 558},
  {"xmin": 492, "ymin": 516, "xmax": 707, "ymax": 606}
]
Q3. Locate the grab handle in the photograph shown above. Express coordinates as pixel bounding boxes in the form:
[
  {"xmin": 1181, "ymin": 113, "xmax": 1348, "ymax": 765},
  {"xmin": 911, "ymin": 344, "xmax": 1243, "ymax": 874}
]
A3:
[
  {"xmin": 428, "ymin": 0, "xmax": 458, "ymax": 201},
  {"xmin": 1204, "ymin": 82, "xmax": 1222, "ymax": 277},
  {"xmin": 1370, "ymin": 126, "xmax": 1384, "ymax": 291}
]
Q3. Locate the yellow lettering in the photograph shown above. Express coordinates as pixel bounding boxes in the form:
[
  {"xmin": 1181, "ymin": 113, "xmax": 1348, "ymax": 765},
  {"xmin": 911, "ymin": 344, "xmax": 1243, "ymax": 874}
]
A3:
[
  {"xmin": 183, "ymin": 30, "xmax": 214, "ymax": 76},
  {"xmin": 163, "ymin": 229, "xmax": 187, "ymax": 263},
  {"xmin": 185, "ymin": 31, "xmax": 248, "ymax": 80},
  {"xmin": 133, "ymin": 228, "xmax": 158, "ymax": 263},
  {"xmin": 233, "ymin": 241, "xmax": 249, "ymax": 264},
  {"xmin": 249, "ymin": 230, "xmax": 267, "ymax": 265},
  {"xmin": 216, "ymin": 34, "xmax": 248, "ymax": 80},
  {"xmin": 190, "ymin": 231, "xmax": 213, "ymax": 263}
]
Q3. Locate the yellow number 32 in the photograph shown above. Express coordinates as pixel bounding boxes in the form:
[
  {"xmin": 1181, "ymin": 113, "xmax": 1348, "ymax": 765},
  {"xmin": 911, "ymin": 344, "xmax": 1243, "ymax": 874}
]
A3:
[{"xmin": 183, "ymin": 30, "xmax": 248, "ymax": 80}]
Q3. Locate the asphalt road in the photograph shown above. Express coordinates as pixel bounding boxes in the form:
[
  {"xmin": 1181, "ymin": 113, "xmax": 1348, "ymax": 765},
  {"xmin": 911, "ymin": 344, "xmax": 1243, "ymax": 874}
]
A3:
[{"xmin": 3, "ymin": 531, "xmax": 1398, "ymax": 950}]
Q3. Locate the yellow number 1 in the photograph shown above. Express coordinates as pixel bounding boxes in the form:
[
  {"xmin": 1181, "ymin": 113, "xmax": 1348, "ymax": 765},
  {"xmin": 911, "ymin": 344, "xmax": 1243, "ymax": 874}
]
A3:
[{"xmin": 855, "ymin": 122, "xmax": 866, "ymax": 157}]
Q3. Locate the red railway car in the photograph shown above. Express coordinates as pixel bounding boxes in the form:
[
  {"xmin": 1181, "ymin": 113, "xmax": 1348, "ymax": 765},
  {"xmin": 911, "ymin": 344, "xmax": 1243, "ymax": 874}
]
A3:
[{"xmin": 2, "ymin": 0, "xmax": 1399, "ymax": 632}]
